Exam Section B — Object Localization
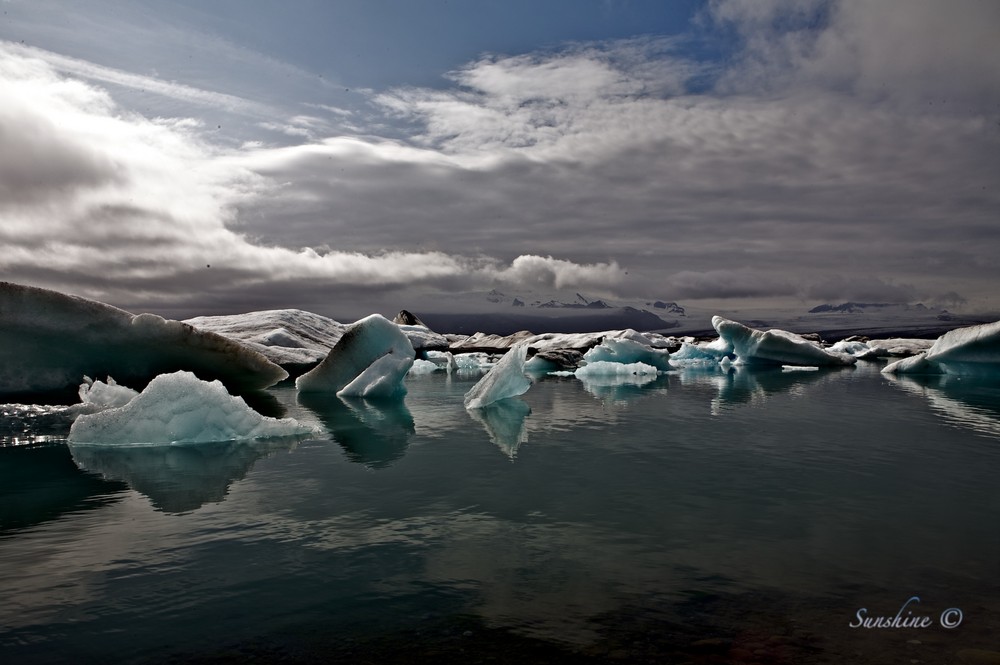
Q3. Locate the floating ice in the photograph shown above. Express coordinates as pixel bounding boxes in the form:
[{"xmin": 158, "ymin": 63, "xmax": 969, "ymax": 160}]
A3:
[
  {"xmin": 185, "ymin": 309, "xmax": 347, "ymax": 370},
  {"xmin": 78, "ymin": 376, "xmax": 139, "ymax": 409},
  {"xmin": 712, "ymin": 316, "xmax": 855, "ymax": 367},
  {"xmin": 425, "ymin": 350, "xmax": 459, "ymax": 372},
  {"xmin": 0, "ymin": 282, "xmax": 287, "ymax": 398},
  {"xmin": 396, "ymin": 324, "xmax": 450, "ymax": 352},
  {"xmin": 454, "ymin": 352, "xmax": 495, "ymax": 371},
  {"xmin": 863, "ymin": 338, "xmax": 935, "ymax": 359},
  {"xmin": 68, "ymin": 371, "xmax": 314, "ymax": 445},
  {"xmin": 582, "ymin": 338, "xmax": 673, "ymax": 371},
  {"xmin": 296, "ymin": 314, "xmax": 415, "ymax": 398},
  {"xmin": 464, "ymin": 343, "xmax": 532, "ymax": 409},
  {"xmin": 575, "ymin": 361, "xmax": 659, "ymax": 378},
  {"xmin": 408, "ymin": 359, "xmax": 441, "ymax": 375},
  {"xmin": 524, "ymin": 349, "xmax": 584, "ymax": 372},
  {"xmin": 450, "ymin": 328, "xmax": 668, "ymax": 354},
  {"xmin": 882, "ymin": 320, "xmax": 1000, "ymax": 376}
]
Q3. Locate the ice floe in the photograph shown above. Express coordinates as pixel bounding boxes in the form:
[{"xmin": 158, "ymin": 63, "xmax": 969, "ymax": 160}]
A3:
[
  {"xmin": 296, "ymin": 314, "xmax": 415, "ymax": 398},
  {"xmin": 68, "ymin": 371, "xmax": 314, "ymax": 445},
  {"xmin": 882, "ymin": 320, "xmax": 1000, "ymax": 376},
  {"xmin": 464, "ymin": 342, "xmax": 532, "ymax": 409},
  {"xmin": 0, "ymin": 282, "xmax": 287, "ymax": 397},
  {"xmin": 582, "ymin": 338, "xmax": 673, "ymax": 371},
  {"xmin": 712, "ymin": 316, "xmax": 855, "ymax": 367}
]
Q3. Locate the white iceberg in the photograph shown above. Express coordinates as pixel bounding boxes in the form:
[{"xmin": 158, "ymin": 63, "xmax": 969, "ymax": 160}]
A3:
[
  {"xmin": 712, "ymin": 316, "xmax": 855, "ymax": 367},
  {"xmin": 454, "ymin": 352, "xmax": 495, "ymax": 371},
  {"xmin": 882, "ymin": 320, "xmax": 1000, "ymax": 376},
  {"xmin": 575, "ymin": 361, "xmax": 659, "ymax": 378},
  {"xmin": 68, "ymin": 371, "xmax": 314, "ymax": 445},
  {"xmin": 582, "ymin": 338, "xmax": 673, "ymax": 371},
  {"xmin": 407, "ymin": 359, "xmax": 442, "ymax": 375},
  {"xmin": 464, "ymin": 342, "xmax": 532, "ymax": 409},
  {"xmin": 295, "ymin": 314, "xmax": 415, "ymax": 398},
  {"xmin": 0, "ymin": 282, "xmax": 287, "ymax": 397}
]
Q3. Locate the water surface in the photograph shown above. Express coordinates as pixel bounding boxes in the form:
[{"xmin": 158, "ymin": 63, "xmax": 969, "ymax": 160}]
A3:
[{"xmin": 2, "ymin": 363, "xmax": 998, "ymax": 663}]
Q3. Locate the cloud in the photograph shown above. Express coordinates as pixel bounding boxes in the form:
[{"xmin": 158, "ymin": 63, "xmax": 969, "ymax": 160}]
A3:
[
  {"xmin": 0, "ymin": 44, "xmax": 629, "ymax": 316},
  {"xmin": 2, "ymin": 0, "xmax": 999, "ymax": 318}
]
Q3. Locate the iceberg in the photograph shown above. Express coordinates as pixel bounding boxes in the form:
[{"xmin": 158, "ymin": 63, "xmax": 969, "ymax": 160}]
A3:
[
  {"xmin": 882, "ymin": 320, "xmax": 1000, "ymax": 376},
  {"xmin": 575, "ymin": 361, "xmax": 659, "ymax": 378},
  {"xmin": 524, "ymin": 349, "xmax": 584, "ymax": 372},
  {"xmin": 464, "ymin": 342, "xmax": 532, "ymax": 409},
  {"xmin": 712, "ymin": 316, "xmax": 856, "ymax": 367},
  {"xmin": 185, "ymin": 309, "xmax": 347, "ymax": 372},
  {"xmin": 295, "ymin": 314, "xmax": 415, "ymax": 398},
  {"xmin": 0, "ymin": 282, "xmax": 287, "ymax": 398},
  {"xmin": 68, "ymin": 371, "xmax": 314, "ymax": 445},
  {"xmin": 407, "ymin": 359, "xmax": 441, "ymax": 375},
  {"xmin": 582, "ymin": 338, "xmax": 672, "ymax": 371}
]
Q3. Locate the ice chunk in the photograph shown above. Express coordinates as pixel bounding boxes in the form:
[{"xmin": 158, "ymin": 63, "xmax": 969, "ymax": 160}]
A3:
[
  {"xmin": 407, "ymin": 359, "xmax": 441, "ymax": 375},
  {"xmin": 712, "ymin": 316, "xmax": 855, "ymax": 367},
  {"xmin": 68, "ymin": 371, "xmax": 314, "ymax": 445},
  {"xmin": 582, "ymin": 338, "xmax": 673, "ymax": 371},
  {"xmin": 295, "ymin": 314, "xmax": 415, "ymax": 398},
  {"xmin": 464, "ymin": 343, "xmax": 532, "ymax": 409},
  {"xmin": 827, "ymin": 340, "xmax": 871, "ymax": 357},
  {"xmin": 575, "ymin": 361, "xmax": 659, "ymax": 378},
  {"xmin": 79, "ymin": 376, "xmax": 139, "ymax": 408},
  {"xmin": 0, "ymin": 282, "xmax": 287, "ymax": 398},
  {"xmin": 862, "ymin": 338, "xmax": 935, "ymax": 359},
  {"xmin": 882, "ymin": 320, "xmax": 1000, "ymax": 376},
  {"xmin": 454, "ymin": 352, "xmax": 495, "ymax": 371},
  {"xmin": 425, "ymin": 350, "xmax": 459, "ymax": 373}
]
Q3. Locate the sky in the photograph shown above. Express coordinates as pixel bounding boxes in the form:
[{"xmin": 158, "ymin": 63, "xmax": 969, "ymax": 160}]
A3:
[{"xmin": 1, "ymin": 0, "xmax": 998, "ymax": 320}]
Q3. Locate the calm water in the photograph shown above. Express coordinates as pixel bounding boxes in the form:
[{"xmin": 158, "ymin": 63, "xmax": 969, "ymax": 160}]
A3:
[{"xmin": 1, "ymin": 363, "xmax": 998, "ymax": 663}]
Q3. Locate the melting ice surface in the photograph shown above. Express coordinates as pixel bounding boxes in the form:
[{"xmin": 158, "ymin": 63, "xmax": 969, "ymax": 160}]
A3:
[
  {"xmin": 296, "ymin": 314, "xmax": 415, "ymax": 398},
  {"xmin": 68, "ymin": 371, "xmax": 313, "ymax": 445},
  {"xmin": 464, "ymin": 342, "xmax": 532, "ymax": 409}
]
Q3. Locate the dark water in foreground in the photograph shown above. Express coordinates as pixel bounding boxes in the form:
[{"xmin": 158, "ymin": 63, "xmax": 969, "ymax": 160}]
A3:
[{"xmin": 1, "ymin": 363, "xmax": 998, "ymax": 664}]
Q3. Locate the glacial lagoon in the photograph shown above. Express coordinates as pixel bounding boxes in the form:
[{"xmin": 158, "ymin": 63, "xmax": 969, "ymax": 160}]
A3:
[{"xmin": 2, "ymin": 362, "xmax": 998, "ymax": 663}]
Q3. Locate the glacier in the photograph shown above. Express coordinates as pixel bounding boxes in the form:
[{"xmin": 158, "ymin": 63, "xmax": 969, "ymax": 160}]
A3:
[
  {"xmin": 68, "ymin": 371, "xmax": 314, "ymax": 445},
  {"xmin": 464, "ymin": 342, "xmax": 532, "ymax": 409},
  {"xmin": 882, "ymin": 320, "xmax": 1000, "ymax": 376},
  {"xmin": 0, "ymin": 282, "xmax": 287, "ymax": 397},
  {"xmin": 712, "ymin": 316, "xmax": 856, "ymax": 367},
  {"xmin": 295, "ymin": 314, "xmax": 416, "ymax": 398}
]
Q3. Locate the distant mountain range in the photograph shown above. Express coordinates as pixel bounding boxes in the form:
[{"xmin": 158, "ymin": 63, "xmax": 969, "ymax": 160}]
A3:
[{"xmin": 808, "ymin": 302, "xmax": 955, "ymax": 320}]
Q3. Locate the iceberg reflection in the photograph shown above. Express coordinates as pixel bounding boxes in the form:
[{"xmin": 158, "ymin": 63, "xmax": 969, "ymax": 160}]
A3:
[
  {"xmin": 886, "ymin": 374, "xmax": 1000, "ymax": 440},
  {"xmin": 69, "ymin": 439, "xmax": 295, "ymax": 513},
  {"xmin": 467, "ymin": 398, "xmax": 531, "ymax": 459},
  {"xmin": 297, "ymin": 394, "xmax": 415, "ymax": 469},
  {"xmin": 703, "ymin": 366, "xmax": 835, "ymax": 414},
  {"xmin": 575, "ymin": 372, "xmax": 664, "ymax": 403}
]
